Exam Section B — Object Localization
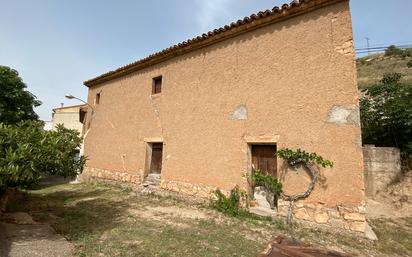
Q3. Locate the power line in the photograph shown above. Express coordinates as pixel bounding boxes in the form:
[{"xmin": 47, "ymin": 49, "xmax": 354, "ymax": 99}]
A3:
[
  {"xmin": 356, "ymin": 44, "xmax": 412, "ymax": 51},
  {"xmin": 361, "ymin": 41, "xmax": 412, "ymax": 48},
  {"xmin": 355, "ymin": 43, "xmax": 412, "ymax": 54}
]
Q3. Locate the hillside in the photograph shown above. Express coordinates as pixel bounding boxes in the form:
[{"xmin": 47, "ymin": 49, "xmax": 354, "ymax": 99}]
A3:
[{"xmin": 357, "ymin": 52, "xmax": 412, "ymax": 88}]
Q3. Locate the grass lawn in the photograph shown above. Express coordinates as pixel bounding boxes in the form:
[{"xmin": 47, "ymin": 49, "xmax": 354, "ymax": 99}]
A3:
[{"xmin": 7, "ymin": 183, "xmax": 412, "ymax": 257}]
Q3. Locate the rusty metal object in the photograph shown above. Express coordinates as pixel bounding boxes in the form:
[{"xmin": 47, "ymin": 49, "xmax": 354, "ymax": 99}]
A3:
[{"xmin": 257, "ymin": 236, "xmax": 350, "ymax": 257}]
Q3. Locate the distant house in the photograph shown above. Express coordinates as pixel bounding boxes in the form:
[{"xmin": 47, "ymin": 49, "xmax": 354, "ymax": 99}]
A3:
[
  {"xmin": 81, "ymin": 0, "xmax": 366, "ymax": 234},
  {"xmin": 43, "ymin": 121, "xmax": 53, "ymax": 131},
  {"xmin": 52, "ymin": 104, "xmax": 86, "ymax": 134}
]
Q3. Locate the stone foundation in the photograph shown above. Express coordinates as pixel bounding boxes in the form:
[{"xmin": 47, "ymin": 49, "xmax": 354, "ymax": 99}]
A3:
[
  {"xmin": 278, "ymin": 200, "xmax": 366, "ymax": 234},
  {"xmin": 160, "ymin": 180, "xmax": 220, "ymax": 198},
  {"xmin": 81, "ymin": 166, "xmax": 143, "ymax": 185},
  {"xmin": 81, "ymin": 166, "xmax": 366, "ymax": 235}
]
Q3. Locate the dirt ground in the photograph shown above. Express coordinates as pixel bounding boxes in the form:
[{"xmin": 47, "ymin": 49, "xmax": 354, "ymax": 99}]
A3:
[
  {"xmin": 1, "ymin": 183, "xmax": 411, "ymax": 257},
  {"xmin": 367, "ymin": 170, "xmax": 412, "ymax": 219}
]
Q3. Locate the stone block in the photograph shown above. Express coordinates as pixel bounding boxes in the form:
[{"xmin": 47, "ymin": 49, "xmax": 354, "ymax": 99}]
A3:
[
  {"xmin": 294, "ymin": 208, "xmax": 311, "ymax": 220},
  {"xmin": 295, "ymin": 202, "xmax": 304, "ymax": 208},
  {"xmin": 277, "ymin": 205, "xmax": 289, "ymax": 216},
  {"xmin": 314, "ymin": 212, "xmax": 329, "ymax": 224},
  {"xmin": 328, "ymin": 209, "xmax": 340, "ymax": 219},
  {"xmin": 305, "ymin": 204, "xmax": 316, "ymax": 210},
  {"xmin": 343, "ymin": 213, "xmax": 365, "ymax": 221},
  {"xmin": 358, "ymin": 206, "xmax": 366, "ymax": 214},
  {"xmin": 349, "ymin": 221, "xmax": 366, "ymax": 232}
]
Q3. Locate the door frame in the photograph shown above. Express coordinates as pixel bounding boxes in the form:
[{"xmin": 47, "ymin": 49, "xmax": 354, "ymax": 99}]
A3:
[
  {"xmin": 244, "ymin": 135, "xmax": 280, "ymax": 197},
  {"xmin": 143, "ymin": 137, "xmax": 164, "ymax": 178}
]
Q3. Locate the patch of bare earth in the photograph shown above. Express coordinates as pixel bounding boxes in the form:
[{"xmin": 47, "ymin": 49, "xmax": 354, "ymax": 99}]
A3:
[{"xmin": 367, "ymin": 171, "xmax": 412, "ymax": 219}]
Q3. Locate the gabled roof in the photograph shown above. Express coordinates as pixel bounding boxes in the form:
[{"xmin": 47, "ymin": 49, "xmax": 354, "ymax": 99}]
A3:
[
  {"xmin": 84, "ymin": 0, "xmax": 346, "ymax": 87},
  {"xmin": 52, "ymin": 104, "xmax": 87, "ymax": 113}
]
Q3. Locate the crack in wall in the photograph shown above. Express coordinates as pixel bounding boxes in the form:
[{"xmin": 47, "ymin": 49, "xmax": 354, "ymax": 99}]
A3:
[{"xmin": 148, "ymin": 95, "xmax": 163, "ymax": 134}]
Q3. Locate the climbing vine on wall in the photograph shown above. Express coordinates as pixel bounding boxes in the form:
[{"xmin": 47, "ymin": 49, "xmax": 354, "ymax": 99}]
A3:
[
  {"xmin": 277, "ymin": 148, "xmax": 333, "ymax": 224},
  {"xmin": 251, "ymin": 169, "xmax": 283, "ymax": 197},
  {"xmin": 277, "ymin": 148, "xmax": 334, "ymax": 168}
]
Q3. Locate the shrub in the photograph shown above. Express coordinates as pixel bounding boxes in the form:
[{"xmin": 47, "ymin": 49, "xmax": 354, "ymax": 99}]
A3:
[
  {"xmin": 401, "ymin": 48, "xmax": 412, "ymax": 59},
  {"xmin": 211, "ymin": 186, "xmax": 247, "ymax": 217},
  {"xmin": 251, "ymin": 169, "xmax": 283, "ymax": 197},
  {"xmin": 360, "ymin": 73, "xmax": 412, "ymax": 156},
  {"xmin": 385, "ymin": 45, "xmax": 402, "ymax": 57},
  {"xmin": 0, "ymin": 120, "xmax": 85, "ymax": 189}
]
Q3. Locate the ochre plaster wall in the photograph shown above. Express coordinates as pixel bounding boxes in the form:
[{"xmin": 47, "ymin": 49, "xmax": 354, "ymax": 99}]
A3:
[{"xmin": 83, "ymin": 1, "xmax": 364, "ymax": 207}]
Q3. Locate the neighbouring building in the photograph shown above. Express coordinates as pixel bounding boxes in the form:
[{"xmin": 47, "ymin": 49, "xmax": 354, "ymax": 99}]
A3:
[
  {"xmin": 81, "ymin": 0, "xmax": 366, "ymax": 234},
  {"xmin": 43, "ymin": 121, "xmax": 53, "ymax": 131},
  {"xmin": 51, "ymin": 104, "xmax": 86, "ymax": 133}
]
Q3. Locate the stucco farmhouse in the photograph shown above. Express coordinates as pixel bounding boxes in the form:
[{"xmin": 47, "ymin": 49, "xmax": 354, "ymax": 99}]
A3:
[{"xmin": 81, "ymin": 0, "xmax": 366, "ymax": 233}]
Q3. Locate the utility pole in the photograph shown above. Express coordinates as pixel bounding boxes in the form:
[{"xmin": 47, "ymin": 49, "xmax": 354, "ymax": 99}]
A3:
[{"xmin": 365, "ymin": 37, "xmax": 370, "ymax": 55}]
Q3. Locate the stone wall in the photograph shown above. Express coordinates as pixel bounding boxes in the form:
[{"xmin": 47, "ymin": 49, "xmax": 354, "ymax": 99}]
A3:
[
  {"xmin": 81, "ymin": 166, "xmax": 143, "ymax": 185},
  {"xmin": 363, "ymin": 146, "xmax": 401, "ymax": 197},
  {"xmin": 160, "ymin": 180, "xmax": 219, "ymax": 199},
  {"xmin": 278, "ymin": 200, "xmax": 366, "ymax": 234},
  {"xmin": 160, "ymin": 179, "xmax": 367, "ymax": 234}
]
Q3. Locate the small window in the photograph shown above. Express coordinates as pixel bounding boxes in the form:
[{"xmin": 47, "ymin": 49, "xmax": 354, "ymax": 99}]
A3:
[
  {"xmin": 95, "ymin": 93, "xmax": 101, "ymax": 105},
  {"xmin": 152, "ymin": 76, "xmax": 162, "ymax": 94}
]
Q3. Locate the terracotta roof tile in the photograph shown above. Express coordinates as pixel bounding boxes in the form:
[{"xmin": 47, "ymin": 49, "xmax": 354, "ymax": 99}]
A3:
[{"xmin": 84, "ymin": 0, "xmax": 346, "ymax": 87}]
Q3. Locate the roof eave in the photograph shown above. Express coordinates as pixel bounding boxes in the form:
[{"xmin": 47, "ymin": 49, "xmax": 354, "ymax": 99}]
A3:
[{"xmin": 84, "ymin": 0, "xmax": 347, "ymax": 87}]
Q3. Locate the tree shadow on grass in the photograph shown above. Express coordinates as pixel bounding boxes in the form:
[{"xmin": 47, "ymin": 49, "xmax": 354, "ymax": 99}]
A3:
[{"xmin": 5, "ymin": 185, "xmax": 132, "ymax": 254}]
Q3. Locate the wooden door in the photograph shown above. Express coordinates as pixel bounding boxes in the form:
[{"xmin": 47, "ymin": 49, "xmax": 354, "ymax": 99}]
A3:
[
  {"xmin": 150, "ymin": 143, "xmax": 163, "ymax": 174},
  {"xmin": 251, "ymin": 145, "xmax": 277, "ymax": 177}
]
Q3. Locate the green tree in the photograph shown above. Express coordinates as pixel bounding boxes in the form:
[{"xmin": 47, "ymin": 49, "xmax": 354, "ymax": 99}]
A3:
[
  {"xmin": 0, "ymin": 121, "xmax": 85, "ymax": 190},
  {"xmin": 360, "ymin": 73, "xmax": 412, "ymax": 155},
  {"xmin": 385, "ymin": 45, "xmax": 402, "ymax": 57},
  {"xmin": 0, "ymin": 65, "xmax": 41, "ymax": 124}
]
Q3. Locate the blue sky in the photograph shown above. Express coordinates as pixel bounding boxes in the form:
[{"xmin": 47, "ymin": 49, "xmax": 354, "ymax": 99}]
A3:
[{"xmin": 1, "ymin": 0, "xmax": 411, "ymax": 120}]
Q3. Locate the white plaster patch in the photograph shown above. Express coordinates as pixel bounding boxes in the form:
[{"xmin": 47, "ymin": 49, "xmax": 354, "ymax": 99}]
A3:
[
  {"xmin": 254, "ymin": 186, "xmax": 271, "ymax": 209},
  {"xmin": 327, "ymin": 105, "xmax": 360, "ymax": 126},
  {"xmin": 229, "ymin": 105, "xmax": 248, "ymax": 120}
]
